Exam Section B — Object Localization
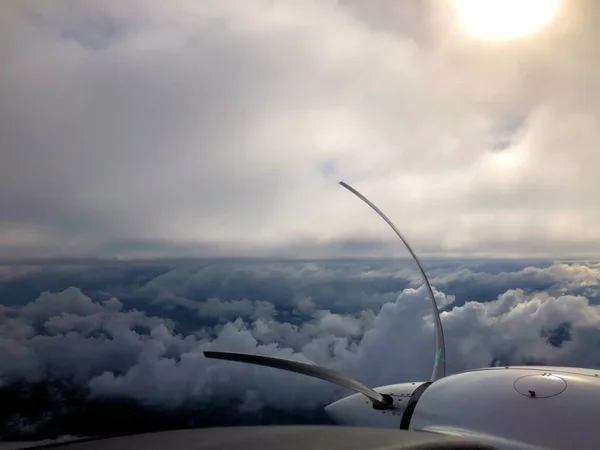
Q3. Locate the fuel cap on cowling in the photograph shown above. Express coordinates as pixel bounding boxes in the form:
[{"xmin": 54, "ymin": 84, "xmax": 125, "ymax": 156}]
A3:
[{"xmin": 514, "ymin": 373, "xmax": 567, "ymax": 398}]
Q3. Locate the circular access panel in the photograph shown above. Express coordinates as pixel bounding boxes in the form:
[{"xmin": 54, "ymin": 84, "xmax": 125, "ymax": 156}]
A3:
[{"xmin": 514, "ymin": 374, "xmax": 567, "ymax": 398}]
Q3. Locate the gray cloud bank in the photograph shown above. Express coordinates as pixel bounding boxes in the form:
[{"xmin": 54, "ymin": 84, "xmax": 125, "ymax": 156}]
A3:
[
  {"xmin": 1, "ymin": 259, "xmax": 599, "ymax": 423},
  {"xmin": 2, "ymin": 0, "xmax": 600, "ymax": 259}
]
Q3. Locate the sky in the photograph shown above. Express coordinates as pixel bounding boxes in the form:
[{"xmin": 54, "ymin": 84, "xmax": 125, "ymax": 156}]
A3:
[{"xmin": 2, "ymin": 0, "xmax": 600, "ymax": 260}]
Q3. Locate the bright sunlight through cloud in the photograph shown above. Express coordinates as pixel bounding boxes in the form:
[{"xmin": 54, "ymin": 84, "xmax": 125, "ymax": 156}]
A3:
[{"xmin": 455, "ymin": 0, "xmax": 561, "ymax": 40}]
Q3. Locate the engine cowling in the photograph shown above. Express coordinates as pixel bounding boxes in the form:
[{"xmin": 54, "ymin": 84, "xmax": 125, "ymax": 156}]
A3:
[
  {"xmin": 411, "ymin": 366, "xmax": 600, "ymax": 450},
  {"xmin": 325, "ymin": 381, "xmax": 428, "ymax": 428}
]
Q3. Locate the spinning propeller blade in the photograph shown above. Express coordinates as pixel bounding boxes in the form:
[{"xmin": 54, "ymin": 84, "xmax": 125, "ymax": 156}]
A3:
[
  {"xmin": 338, "ymin": 182, "xmax": 445, "ymax": 381},
  {"xmin": 204, "ymin": 351, "xmax": 393, "ymax": 409}
]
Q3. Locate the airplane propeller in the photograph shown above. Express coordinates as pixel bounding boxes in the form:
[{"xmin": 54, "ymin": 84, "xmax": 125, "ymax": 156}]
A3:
[
  {"xmin": 204, "ymin": 181, "xmax": 446, "ymax": 410},
  {"xmin": 203, "ymin": 351, "xmax": 394, "ymax": 409}
]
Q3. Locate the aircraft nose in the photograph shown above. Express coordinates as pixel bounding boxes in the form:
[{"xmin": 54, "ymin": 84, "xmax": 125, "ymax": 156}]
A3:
[
  {"xmin": 325, "ymin": 393, "xmax": 365, "ymax": 426},
  {"xmin": 325, "ymin": 392, "xmax": 400, "ymax": 428},
  {"xmin": 325, "ymin": 391, "xmax": 406, "ymax": 429}
]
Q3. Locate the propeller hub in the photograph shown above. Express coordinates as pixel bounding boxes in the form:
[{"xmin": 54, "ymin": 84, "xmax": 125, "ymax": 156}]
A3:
[{"xmin": 325, "ymin": 382, "xmax": 429, "ymax": 428}]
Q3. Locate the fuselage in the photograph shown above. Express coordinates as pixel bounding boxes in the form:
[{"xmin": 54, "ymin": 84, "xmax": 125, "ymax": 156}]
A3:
[{"xmin": 325, "ymin": 365, "xmax": 600, "ymax": 450}]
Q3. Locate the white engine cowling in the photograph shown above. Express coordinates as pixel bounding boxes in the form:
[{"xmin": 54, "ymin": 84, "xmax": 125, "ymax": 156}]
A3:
[
  {"xmin": 411, "ymin": 366, "xmax": 600, "ymax": 450},
  {"xmin": 325, "ymin": 381, "xmax": 428, "ymax": 428},
  {"xmin": 327, "ymin": 366, "xmax": 600, "ymax": 450}
]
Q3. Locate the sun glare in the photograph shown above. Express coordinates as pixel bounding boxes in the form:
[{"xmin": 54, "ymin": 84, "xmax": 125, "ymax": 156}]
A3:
[{"xmin": 455, "ymin": 0, "xmax": 561, "ymax": 40}]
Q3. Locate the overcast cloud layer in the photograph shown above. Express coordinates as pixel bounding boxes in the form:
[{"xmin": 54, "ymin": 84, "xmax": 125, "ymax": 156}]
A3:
[
  {"xmin": 2, "ymin": 259, "xmax": 600, "ymax": 422},
  {"xmin": 1, "ymin": 0, "xmax": 600, "ymax": 259}
]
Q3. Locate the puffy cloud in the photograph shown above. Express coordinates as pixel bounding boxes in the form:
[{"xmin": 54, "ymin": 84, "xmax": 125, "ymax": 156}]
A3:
[
  {"xmin": 150, "ymin": 294, "xmax": 277, "ymax": 321},
  {"xmin": 1, "ymin": 0, "xmax": 600, "ymax": 259},
  {"xmin": 1, "ymin": 259, "xmax": 600, "ymax": 418},
  {"xmin": 432, "ymin": 262, "xmax": 600, "ymax": 305}
]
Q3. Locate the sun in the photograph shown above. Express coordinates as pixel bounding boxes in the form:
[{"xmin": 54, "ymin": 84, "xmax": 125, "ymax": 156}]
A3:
[{"xmin": 455, "ymin": 0, "xmax": 561, "ymax": 40}]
